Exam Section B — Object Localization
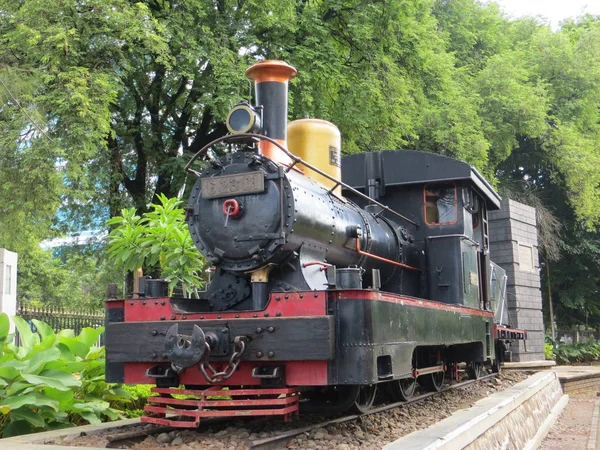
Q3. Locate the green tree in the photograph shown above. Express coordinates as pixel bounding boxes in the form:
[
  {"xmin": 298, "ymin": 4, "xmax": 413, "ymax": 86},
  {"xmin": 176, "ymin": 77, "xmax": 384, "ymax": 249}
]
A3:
[
  {"xmin": 4, "ymin": 0, "xmax": 600, "ymax": 328},
  {"xmin": 16, "ymin": 246, "xmax": 120, "ymax": 309},
  {"xmin": 492, "ymin": 15, "xmax": 600, "ymax": 328},
  {"xmin": 0, "ymin": 0, "xmax": 503, "ymax": 218}
]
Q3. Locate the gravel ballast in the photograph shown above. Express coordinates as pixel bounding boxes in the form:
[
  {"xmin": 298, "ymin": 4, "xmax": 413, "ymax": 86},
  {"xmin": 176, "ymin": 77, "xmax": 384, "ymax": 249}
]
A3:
[{"xmin": 45, "ymin": 371, "xmax": 530, "ymax": 450}]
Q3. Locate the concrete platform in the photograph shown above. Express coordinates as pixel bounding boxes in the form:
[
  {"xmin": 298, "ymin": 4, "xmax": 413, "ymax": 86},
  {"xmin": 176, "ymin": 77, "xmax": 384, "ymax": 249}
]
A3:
[
  {"xmin": 384, "ymin": 371, "xmax": 566, "ymax": 450},
  {"xmin": 552, "ymin": 365, "xmax": 600, "ymax": 393},
  {"xmin": 503, "ymin": 360, "xmax": 556, "ymax": 371},
  {"xmin": 503, "ymin": 362, "xmax": 600, "ymax": 394},
  {"xmin": 0, "ymin": 418, "xmax": 141, "ymax": 450}
]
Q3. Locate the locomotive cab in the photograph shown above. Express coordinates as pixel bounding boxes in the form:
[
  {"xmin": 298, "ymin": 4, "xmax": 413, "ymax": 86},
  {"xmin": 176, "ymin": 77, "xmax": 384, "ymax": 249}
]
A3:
[
  {"xmin": 423, "ymin": 181, "xmax": 488, "ymax": 309},
  {"xmin": 342, "ymin": 150, "xmax": 502, "ymax": 311}
]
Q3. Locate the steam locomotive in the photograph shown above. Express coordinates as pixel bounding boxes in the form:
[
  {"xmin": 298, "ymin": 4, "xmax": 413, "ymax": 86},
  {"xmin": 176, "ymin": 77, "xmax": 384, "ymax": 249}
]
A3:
[{"xmin": 105, "ymin": 60, "xmax": 526, "ymax": 427}]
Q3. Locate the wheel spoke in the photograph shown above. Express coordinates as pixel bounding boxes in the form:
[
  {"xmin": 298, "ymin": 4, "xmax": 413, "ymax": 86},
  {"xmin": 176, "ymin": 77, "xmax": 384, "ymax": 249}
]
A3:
[
  {"xmin": 387, "ymin": 377, "xmax": 416, "ymax": 401},
  {"xmin": 353, "ymin": 385, "xmax": 377, "ymax": 413},
  {"xmin": 420, "ymin": 371, "xmax": 444, "ymax": 392},
  {"xmin": 467, "ymin": 362, "xmax": 484, "ymax": 380}
]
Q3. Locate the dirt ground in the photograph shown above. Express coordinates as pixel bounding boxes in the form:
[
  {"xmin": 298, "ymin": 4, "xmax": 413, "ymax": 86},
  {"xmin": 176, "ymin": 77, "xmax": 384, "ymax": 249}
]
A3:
[{"xmin": 540, "ymin": 390, "xmax": 599, "ymax": 450}]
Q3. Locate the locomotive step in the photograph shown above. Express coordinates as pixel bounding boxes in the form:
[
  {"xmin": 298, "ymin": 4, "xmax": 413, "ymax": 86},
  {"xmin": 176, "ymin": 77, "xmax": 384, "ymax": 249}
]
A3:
[{"xmin": 141, "ymin": 386, "xmax": 299, "ymax": 428}]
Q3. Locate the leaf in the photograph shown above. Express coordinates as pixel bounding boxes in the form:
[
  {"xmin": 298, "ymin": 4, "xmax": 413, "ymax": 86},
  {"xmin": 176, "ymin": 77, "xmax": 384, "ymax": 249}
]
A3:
[
  {"xmin": 0, "ymin": 392, "xmax": 59, "ymax": 412},
  {"xmin": 0, "ymin": 313, "xmax": 10, "ymax": 341},
  {"xmin": 71, "ymin": 402, "xmax": 105, "ymax": 424},
  {"xmin": 44, "ymin": 387, "xmax": 74, "ymax": 411},
  {"xmin": 57, "ymin": 329, "xmax": 75, "ymax": 338},
  {"xmin": 9, "ymin": 407, "xmax": 46, "ymax": 428},
  {"xmin": 12, "ymin": 316, "xmax": 39, "ymax": 349},
  {"xmin": 35, "ymin": 334, "xmax": 58, "ymax": 351},
  {"xmin": 77, "ymin": 411, "xmax": 101, "ymax": 425},
  {"xmin": 22, "ymin": 347, "xmax": 61, "ymax": 374},
  {"xmin": 56, "ymin": 343, "xmax": 77, "ymax": 361},
  {"xmin": 44, "ymin": 420, "xmax": 74, "ymax": 431},
  {"xmin": 85, "ymin": 346, "xmax": 105, "ymax": 360},
  {"xmin": 44, "ymin": 360, "xmax": 86, "ymax": 373},
  {"xmin": 58, "ymin": 337, "xmax": 89, "ymax": 359},
  {"xmin": 22, "ymin": 370, "xmax": 80, "ymax": 391},
  {"xmin": 102, "ymin": 407, "xmax": 121, "ymax": 421},
  {"xmin": 0, "ymin": 365, "xmax": 21, "ymax": 381},
  {"xmin": 77, "ymin": 327, "xmax": 103, "ymax": 348},
  {"xmin": 2, "ymin": 420, "xmax": 33, "ymax": 437},
  {"xmin": 31, "ymin": 320, "xmax": 55, "ymax": 340},
  {"xmin": 7, "ymin": 381, "xmax": 32, "ymax": 396}
]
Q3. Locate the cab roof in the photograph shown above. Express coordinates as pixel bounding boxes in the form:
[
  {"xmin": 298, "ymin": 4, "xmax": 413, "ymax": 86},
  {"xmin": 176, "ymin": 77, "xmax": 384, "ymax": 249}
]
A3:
[{"xmin": 342, "ymin": 150, "xmax": 501, "ymax": 210}]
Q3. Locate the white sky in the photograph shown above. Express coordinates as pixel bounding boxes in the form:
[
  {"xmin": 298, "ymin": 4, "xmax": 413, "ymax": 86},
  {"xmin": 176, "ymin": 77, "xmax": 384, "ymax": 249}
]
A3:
[{"xmin": 489, "ymin": 0, "xmax": 600, "ymax": 29}]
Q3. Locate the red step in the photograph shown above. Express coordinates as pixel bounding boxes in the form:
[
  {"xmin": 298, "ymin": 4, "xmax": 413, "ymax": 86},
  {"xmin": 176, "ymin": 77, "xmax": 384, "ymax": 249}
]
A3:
[{"xmin": 141, "ymin": 386, "xmax": 299, "ymax": 427}]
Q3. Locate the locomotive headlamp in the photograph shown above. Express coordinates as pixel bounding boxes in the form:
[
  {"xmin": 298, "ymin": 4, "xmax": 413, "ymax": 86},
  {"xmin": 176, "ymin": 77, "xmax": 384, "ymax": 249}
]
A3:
[{"xmin": 226, "ymin": 102, "xmax": 262, "ymax": 134}]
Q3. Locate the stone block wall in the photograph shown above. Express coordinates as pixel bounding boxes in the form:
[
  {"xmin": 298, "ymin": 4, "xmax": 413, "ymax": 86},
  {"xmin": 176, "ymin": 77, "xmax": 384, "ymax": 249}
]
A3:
[
  {"xmin": 488, "ymin": 199, "xmax": 545, "ymax": 361},
  {"xmin": 384, "ymin": 372, "xmax": 564, "ymax": 450},
  {"xmin": 561, "ymin": 376, "xmax": 600, "ymax": 394}
]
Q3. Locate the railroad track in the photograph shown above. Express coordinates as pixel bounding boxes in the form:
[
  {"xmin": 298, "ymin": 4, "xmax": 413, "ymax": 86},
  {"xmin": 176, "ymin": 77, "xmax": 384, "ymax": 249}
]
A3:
[
  {"xmin": 248, "ymin": 373, "xmax": 497, "ymax": 450},
  {"xmin": 105, "ymin": 373, "xmax": 497, "ymax": 449}
]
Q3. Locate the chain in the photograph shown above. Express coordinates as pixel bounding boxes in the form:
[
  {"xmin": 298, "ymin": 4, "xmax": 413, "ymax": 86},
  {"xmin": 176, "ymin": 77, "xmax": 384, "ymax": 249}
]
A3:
[{"xmin": 199, "ymin": 336, "xmax": 247, "ymax": 384}]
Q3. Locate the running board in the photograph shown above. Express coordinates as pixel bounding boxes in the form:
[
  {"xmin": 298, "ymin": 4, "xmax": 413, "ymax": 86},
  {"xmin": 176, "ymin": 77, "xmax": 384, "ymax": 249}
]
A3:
[
  {"xmin": 412, "ymin": 364, "xmax": 445, "ymax": 378},
  {"xmin": 141, "ymin": 386, "xmax": 299, "ymax": 427},
  {"xmin": 495, "ymin": 325, "xmax": 527, "ymax": 340}
]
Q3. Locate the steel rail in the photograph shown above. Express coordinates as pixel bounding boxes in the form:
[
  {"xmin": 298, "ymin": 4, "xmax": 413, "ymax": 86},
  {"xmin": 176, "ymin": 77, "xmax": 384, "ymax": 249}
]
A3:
[
  {"xmin": 104, "ymin": 417, "xmax": 230, "ymax": 448},
  {"xmin": 103, "ymin": 373, "xmax": 497, "ymax": 449},
  {"xmin": 248, "ymin": 373, "xmax": 497, "ymax": 450}
]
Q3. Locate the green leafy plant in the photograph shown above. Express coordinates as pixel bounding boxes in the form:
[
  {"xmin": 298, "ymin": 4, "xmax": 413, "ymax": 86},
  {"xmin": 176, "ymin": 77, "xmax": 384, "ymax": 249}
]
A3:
[
  {"xmin": 554, "ymin": 341, "xmax": 600, "ymax": 365},
  {"xmin": 117, "ymin": 384, "xmax": 153, "ymax": 417},
  {"xmin": 106, "ymin": 194, "xmax": 205, "ymax": 296},
  {"xmin": 544, "ymin": 343, "xmax": 555, "ymax": 360},
  {"xmin": 0, "ymin": 313, "xmax": 131, "ymax": 437}
]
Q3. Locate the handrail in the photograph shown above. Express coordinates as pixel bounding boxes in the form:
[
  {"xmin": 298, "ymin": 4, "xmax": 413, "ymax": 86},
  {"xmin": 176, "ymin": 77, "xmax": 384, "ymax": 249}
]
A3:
[
  {"xmin": 184, "ymin": 133, "xmax": 419, "ymax": 229},
  {"xmin": 355, "ymin": 238, "xmax": 421, "ymax": 272}
]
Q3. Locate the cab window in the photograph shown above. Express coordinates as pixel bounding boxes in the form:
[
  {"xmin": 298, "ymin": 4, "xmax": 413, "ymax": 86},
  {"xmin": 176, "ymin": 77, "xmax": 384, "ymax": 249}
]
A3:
[{"xmin": 424, "ymin": 183, "xmax": 457, "ymax": 225}]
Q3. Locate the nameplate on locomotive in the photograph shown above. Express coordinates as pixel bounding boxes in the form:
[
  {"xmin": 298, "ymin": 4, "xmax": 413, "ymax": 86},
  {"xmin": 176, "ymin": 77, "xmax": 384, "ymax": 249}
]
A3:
[{"xmin": 201, "ymin": 172, "xmax": 265, "ymax": 199}]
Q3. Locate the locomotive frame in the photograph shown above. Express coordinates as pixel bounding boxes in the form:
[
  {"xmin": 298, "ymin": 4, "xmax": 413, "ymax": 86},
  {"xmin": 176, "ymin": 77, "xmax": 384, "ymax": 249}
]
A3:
[{"xmin": 105, "ymin": 60, "xmax": 527, "ymax": 425}]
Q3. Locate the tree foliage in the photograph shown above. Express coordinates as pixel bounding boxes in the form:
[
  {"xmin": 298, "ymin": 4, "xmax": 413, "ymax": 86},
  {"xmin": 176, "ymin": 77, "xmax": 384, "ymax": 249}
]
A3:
[
  {"xmin": 16, "ymin": 246, "xmax": 120, "ymax": 309},
  {"xmin": 3, "ymin": 1, "xmax": 600, "ymax": 325}
]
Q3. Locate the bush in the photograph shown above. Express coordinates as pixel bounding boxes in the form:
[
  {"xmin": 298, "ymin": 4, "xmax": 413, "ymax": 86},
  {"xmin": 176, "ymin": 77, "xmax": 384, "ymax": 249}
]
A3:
[
  {"xmin": 544, "ymin": 343, "xmax": 555, "ymax": 360},
  {"xmin": 119, "ymin": 384, "xmax": 154, "ymax": 418},
  {"xmin": 0, "ymin": 313, "xmax": 132, "ymax": 437},
  {"xmin": 554, "ymin": 341, "xmax": 600, "ymax": 365}
]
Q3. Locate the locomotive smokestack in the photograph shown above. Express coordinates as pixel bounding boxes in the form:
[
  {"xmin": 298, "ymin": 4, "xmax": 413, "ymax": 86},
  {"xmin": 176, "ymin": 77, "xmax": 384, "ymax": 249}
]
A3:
[{"xmin": 245, "ymin": 60, "xmax": 297, "ymax": 165}]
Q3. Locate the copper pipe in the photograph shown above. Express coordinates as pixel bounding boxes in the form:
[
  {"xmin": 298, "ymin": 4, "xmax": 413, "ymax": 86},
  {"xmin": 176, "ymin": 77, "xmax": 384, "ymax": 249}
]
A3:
[
  {"xmin": 302, "ymin": 261, "xmax": 332, "ymax": 270},
  {"xmin": 412, "ymin": 364, "xmax": 445, "ymax": 378},
  {"xmin": 355, "ymin": 238, "xmax": 421, "ymax": 272}
]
